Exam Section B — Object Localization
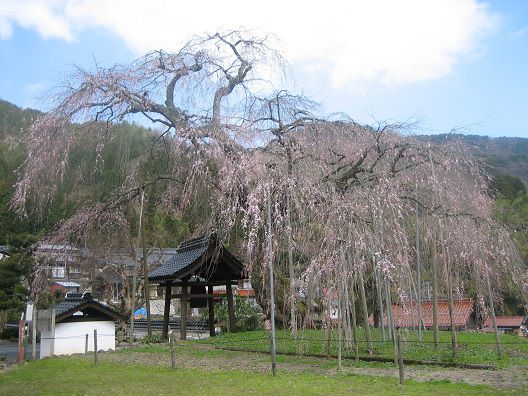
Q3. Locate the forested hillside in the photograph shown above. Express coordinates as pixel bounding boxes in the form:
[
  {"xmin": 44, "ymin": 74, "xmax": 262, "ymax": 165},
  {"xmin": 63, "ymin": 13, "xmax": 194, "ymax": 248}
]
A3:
[
  {"xmin": 0, "ymin": 99, "xmax": 196, "ymax": 248},
  {"xmin": 424, "ymin": 133, "xmax": 528, "ymax": 185}
]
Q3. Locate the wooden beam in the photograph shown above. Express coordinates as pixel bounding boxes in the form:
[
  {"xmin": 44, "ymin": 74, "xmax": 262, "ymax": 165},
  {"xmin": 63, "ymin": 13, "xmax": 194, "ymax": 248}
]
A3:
[
  {"xmin": 180, "ymin": 282, "xmax": 188, "ymax": 340},
  {"xmin": 208, "ymin": 286, "xmax": 215, "ymax": 337},
  {"xmin": 161, "ymin": 280, "xmax": 239, "ymax": 287},
  {"xmin": 227, "ymin": 283, "xmax": 236, "ymax": 332},
  {"xmin": 162, "ymin": 281, "xmax": 172, "ymax": 339},
  {"xmin": 171, "ymin": 293, "xmax": 228, "ymax": 299}
]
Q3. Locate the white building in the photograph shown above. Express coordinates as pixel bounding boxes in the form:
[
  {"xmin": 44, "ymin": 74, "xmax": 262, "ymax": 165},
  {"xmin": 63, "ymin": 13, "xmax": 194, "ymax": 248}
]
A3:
[{"xmin": 39, "ymin": 292, "xmax": 123, "ymax": 358}]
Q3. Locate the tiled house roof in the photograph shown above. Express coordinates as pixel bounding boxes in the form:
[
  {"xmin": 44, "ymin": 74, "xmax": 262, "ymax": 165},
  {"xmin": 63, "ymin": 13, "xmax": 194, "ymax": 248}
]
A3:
[
  {"xmin": 370, "ymin": 300, "xmax": 474, "ymax": 328},
  {"xmin": 483, "ymin": 316, "xmax": 524, "ymax": 329}
]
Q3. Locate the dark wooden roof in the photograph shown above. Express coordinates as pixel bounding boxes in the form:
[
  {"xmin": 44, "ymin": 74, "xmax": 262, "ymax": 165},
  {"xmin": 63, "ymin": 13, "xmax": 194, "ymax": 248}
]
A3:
[
  {"xmin": 148, "ymin": 234, "xmax": 244, "ymax": 283},
  {"xmin": 53, "ymin": 292, "xmax": 124, "ymax": 323}
]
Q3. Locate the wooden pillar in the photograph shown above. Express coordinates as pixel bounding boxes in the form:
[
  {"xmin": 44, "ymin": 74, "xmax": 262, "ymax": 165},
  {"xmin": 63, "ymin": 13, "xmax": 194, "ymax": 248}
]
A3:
[
  {"xmin": 226, "ymin": 282, "xmax": 236, "ymax": 332},
  {"xmin": 162, "ymin": 282, "xmax": 172, "ymax": 339},
  {"xmin": 180, "ymin": 282, "xmax": 188, "ymax": 340},
  {"xmin": 208, "ymin": 285, "xmax": 215, "ymax": 337}
]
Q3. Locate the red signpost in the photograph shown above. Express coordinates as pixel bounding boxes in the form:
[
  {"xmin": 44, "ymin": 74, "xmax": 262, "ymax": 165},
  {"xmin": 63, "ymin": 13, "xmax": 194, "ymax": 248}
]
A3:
[{"xmin": 18, "ymin": 320, "xmax": 25, "ymax": 364}]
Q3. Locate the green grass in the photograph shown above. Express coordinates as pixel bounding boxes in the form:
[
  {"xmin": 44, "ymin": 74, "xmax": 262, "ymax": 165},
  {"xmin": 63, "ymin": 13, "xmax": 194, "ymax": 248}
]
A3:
[
  {"xmin": 198, "ymin": 328, "xmax": 528, "ymax": 367},
  {"xmin": 0, "ymin": 355, "xmax": 516, "ymax": 395}
]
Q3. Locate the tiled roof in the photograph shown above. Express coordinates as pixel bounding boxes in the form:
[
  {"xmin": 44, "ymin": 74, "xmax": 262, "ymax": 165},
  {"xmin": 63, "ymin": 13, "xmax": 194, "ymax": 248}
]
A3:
[
  {"xmin": 370, "ymin": 300, "xmax": 473, "ymax": 328},
  {"xmin": 148, "ymin": 235, "xmax": 211, "ymax": 281},
  {"xmin": 53, "ymin": 292, "xmax": 92, "ymax": 316},
  {"xmin": 483, "ymin": 316, "xmax": 524, "ymax": 328},
  {"xmin": 52, "ymin": 292, "xmax": 123, "ymax": 322}
]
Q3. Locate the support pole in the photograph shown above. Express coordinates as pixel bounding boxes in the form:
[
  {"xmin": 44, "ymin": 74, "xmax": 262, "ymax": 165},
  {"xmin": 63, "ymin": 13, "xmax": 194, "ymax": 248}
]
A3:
[
  {"xmin": 50, "ymin": 308, "xmax": 55, "ymax": 358},
  {"xmin": 415, "ymin": 184, "xmax": 424, "ymax": 340},
  {"xmin": 85, "ymin": 334, "xmax": 89, "ymax": 354},
  {"xmin": 162, "ymin": 282, "xmax": 172, "ymax": 339},
  {"xmin": 226, "ymin": 283, "xmax": 236, "ymax": 332},
  {"xmin": 32, "ymin": 306, "xmax": 37, "ymax": 360},
  {"xmin": 397, "ymin": 333, "xmax": 404, "ymax": 385},
  {"xmin": 130, "ymin": 270, "xmax": 137, "ymax": 347},
  {"xmin": 487, "ymin": 277, "xmax": 502, "ymax": 358},
  {"xmin": 138, "ymin": 187, "xmax": 152, "ymax": 337},
  {"xmin": 208, "ymin": 285, "xmax": 215, "ymax": 337},
  {"xmin": 94, "ymin": 329, "xmax": 98, "ymax": 365},
  {"xmin": 170, "ymin": 331, "xmax": 176, "ymax": 370},
  {"xmin": 180, "ymin": 282, "xmax": 188, "ymax": 340},
  {"xmin": 267, "ymin": 190, "xmax": 277, "ymax": 377}
]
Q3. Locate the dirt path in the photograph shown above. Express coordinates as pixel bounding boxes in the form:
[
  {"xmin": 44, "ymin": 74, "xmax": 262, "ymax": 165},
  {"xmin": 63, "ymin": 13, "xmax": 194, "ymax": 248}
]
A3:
[{"xmin": 99, "ymin": 344, "xmax": 528, "ymax": 389}]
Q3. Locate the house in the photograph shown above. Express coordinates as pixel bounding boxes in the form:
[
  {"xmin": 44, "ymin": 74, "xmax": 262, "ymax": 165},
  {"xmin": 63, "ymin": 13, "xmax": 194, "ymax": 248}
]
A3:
[
  {"xmin": 49, "ymin": 281, "xmax": 81, "ymax": 294},
  {"xmin": 38, "ymin": 292, "xmax": 124, "ymax": 358},
  {"xmin": 370, "ymin": 299, "xmax": 475, "ymax": 330},
  {"xmin": 482, "ymin": 316, "xmax": 525, "ymax": 336}
]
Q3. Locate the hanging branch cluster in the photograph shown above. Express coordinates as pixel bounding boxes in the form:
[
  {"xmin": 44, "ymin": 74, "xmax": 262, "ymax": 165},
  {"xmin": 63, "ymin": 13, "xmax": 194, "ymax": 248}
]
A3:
[{"xmin": 13, "ymin": 31, "xmax": 525, "ymax": 344}]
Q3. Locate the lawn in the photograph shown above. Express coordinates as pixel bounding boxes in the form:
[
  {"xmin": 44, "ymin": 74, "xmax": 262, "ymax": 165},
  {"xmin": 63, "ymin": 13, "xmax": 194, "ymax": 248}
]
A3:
[
  {"xmin": 0, "ymin": 354, "xmax": 519, "ymax": 396},
  {"xmin": 199, "ymin": 328, "xmax": 528, "ymax": 367}
]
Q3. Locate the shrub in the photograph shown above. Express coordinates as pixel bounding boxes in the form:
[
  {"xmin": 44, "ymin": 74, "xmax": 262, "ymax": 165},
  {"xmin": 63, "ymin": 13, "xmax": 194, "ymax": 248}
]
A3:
[{"xmin": 210, "ymin": 296, "xmax": 263, "ymax": 332}]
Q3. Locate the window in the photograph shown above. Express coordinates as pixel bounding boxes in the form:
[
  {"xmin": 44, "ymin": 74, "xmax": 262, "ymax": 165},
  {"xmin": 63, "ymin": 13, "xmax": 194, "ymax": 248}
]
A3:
[{"xmin": 51, "ymin": 266, "xmax": 65, "ymax": 278}]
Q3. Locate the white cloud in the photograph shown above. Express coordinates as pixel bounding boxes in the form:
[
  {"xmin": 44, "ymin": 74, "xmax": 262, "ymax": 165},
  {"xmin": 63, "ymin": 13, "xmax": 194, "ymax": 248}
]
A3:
[{"xmin": 0, "ymin": 0, "xmax": 499, "ymax": 88}]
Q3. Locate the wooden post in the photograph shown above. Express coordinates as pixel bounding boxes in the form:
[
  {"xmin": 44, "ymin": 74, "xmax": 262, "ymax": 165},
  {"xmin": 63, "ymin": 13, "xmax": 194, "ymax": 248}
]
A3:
[
  {"xmin": 17, "ymin": 319, "xmax": 25, "ymax": 364},
  {"xmin": 226, "ymin": 283, "xmax": 236, "ymax": 332},
  {"xmin": 208, "ymin": 285, "xmax": 215, "ymax": 337},
  {"xmin": 85, "ymin": 334, "xmax": 89, "ymax": 354},
  {"xmin": 170, "ymin": 331, "xmax": 176, "ymax": 370},
  {"xmin": 180, "ymin": 282, "xmax": 188, "ymax": 340},
  {"xmin": 397, "ymin": 333, "xmax": 404, "ymax": 385},
  {"xmin": 94, "ymin": 329, "xmax": 98, "ymax": 365},
  {"xmin": 162, "ymin": 282, "xmax": 172, "ymax": 339}
]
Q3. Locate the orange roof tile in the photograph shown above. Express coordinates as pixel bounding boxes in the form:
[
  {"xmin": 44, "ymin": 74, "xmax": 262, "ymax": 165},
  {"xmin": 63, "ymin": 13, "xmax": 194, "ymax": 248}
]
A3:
[{"xmin": 483, "ymin": 316, "xmax": 523, "ymax": 328}]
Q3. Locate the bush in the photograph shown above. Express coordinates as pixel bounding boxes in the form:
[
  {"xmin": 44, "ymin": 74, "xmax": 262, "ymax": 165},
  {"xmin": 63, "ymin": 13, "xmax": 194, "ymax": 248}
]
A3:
[
  {"xmin": 140, "ymin": 334, "xmax": 164, "ymax": 344},
  {"xmin": 211, "ymin": 296, "xmax": 263, "ymax": 332}
]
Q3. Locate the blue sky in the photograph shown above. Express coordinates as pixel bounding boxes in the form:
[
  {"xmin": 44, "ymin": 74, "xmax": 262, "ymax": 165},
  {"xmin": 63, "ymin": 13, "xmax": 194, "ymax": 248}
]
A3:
[{"xmin": 1, "ymin": 0, "xmax": 527, "ymax": 138}]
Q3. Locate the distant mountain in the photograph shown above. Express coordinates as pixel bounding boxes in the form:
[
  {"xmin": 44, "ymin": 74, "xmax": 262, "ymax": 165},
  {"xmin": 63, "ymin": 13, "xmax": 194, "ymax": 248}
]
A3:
[
  {"xmin": 423, "ymin": 134, "xmax": 528, "ymax": 185},
  {"xmin": 0, "ymin": 99, "xmax": 41, "ymax": 142}
]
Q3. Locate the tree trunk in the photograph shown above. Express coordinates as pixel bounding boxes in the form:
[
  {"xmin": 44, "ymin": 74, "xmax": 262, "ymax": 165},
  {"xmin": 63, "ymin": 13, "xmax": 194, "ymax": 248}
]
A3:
[
  {"xmin": 357, "ymin": 268, "xmax": 373, "ymax": 355},
  {"xmin": 349, "ymin": 272, "xmax": 359, "ymax": 361}
]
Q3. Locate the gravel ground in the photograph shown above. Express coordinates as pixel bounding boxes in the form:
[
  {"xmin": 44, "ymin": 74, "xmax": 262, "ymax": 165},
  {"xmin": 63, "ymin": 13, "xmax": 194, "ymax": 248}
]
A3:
[{"xmin": 99, "ymin": 343, "xmax": 528, "ymax": 389}]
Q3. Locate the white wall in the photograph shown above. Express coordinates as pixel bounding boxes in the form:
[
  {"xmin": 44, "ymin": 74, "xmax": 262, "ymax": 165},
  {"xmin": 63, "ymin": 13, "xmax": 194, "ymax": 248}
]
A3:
[{"xmin": 40, "ymin": 320, "xmax": 115, "ymax": 358}]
